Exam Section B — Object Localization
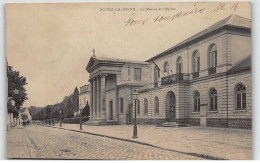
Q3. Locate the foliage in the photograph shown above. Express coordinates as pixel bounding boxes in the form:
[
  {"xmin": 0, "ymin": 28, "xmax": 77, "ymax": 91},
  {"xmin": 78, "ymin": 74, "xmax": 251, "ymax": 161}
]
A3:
[
  {"xmin": 21, "ymin": 114, "xmax": 28, "ymax": 121},
  {"xmin": 7, "ymin": 66, "xmax": 28, "ymax": 110},
  {"xmin": 62, "ymin": 117, "xmax": 89, "ymax": 124},
  {"xmin": 81, "ymin": 102, "xmax": 90, "ymax": 117},
  {"xmin": 31, "ymin": 87, "xmax": 79, "ymax": 121}
]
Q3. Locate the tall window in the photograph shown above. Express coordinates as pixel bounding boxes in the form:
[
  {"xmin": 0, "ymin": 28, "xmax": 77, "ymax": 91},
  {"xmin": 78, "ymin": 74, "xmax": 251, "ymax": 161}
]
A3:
[
  {"xmin": 209, "ymin": 88, "xmax": 217, "ymax": 111},
  {"xmin": 134, "ymin": 68, "xmax": 141, "ymax": 81},
  {"xmin": 193, "ymin": 91, "xmax": 200, "ymax": 112},
  {"xmin": 137, "ymin": 99, "xmax": 140, "ymax": 114},
  {"xmin": 144, "ymin": 98, "xmax": 148, "ymax": 115},
  {"xmin": 154, "ymin": 66, "xmax": 160, "ymax": 87},
  {"xmin": 176, "ymin": 57, "xmax": 183, "ymax": 74},
  {"xmin": 128, "ymin": 66, "xmax": 131, "ymax": 80},
  {"xmin": 193, "ymin": 51, "xmax": 200, "ymax": 73},
  {"xmin": 235, "ymin": 84, "xmax": 246, "ymax": 110},
  {"xmin": 209, "ymin": 44, "xmax": 217, "ymax": 68},
  {"xmin": 120, "ymin": 98, "xmax": 124, "ymax": 113},
  {"xmin": 163, "ymin": 61, "xmax": 169, "ymax": 75},
  {"xmin": 154, "ymin": 97, "xmax": 159, "ymax": 113}
]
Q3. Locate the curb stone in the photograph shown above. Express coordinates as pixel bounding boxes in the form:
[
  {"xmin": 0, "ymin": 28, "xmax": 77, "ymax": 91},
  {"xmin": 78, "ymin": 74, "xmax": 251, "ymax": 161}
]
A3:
[{"xmin": 47, "ymin": 125, "xmax": 227, "ymax": 160}]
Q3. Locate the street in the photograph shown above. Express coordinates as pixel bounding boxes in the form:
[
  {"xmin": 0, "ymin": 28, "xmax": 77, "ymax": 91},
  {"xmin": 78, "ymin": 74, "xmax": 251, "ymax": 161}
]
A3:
[{"xmin": 6, "ymin": 125, "xmax": 204, "ymax": 160}]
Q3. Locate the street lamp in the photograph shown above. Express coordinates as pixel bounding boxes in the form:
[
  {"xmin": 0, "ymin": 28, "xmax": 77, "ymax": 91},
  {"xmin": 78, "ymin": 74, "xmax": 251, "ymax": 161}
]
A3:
[
  {"xmin": 59, "ymin": 109, "xmax": 62, "ymax": 127},
  {"xmin": 79, "ymin": 106, "xmax": 82, "ymax": 130},
  {"xmin": 133, "ymin": 90, "xmax": 138, "ymax": 138}
]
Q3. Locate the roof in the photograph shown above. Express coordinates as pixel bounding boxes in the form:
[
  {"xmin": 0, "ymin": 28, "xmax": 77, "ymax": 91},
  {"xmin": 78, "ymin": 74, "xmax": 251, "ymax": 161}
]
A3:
[
  {"xmin": 147, "ymin": 15, "xmax": 251, "ymax": 62},
  {"xmin": 228, "ymin": 55, "xmax": 251, "ymax": 73},
  {"xmin": 93, "ymin": 56, "xmax": 149, "ymax": 65},
  {"xmin": 86, "ymin": 55, "xmax": 149, "ymax": 72},
  {"xmin": 19, "ymin": 107, "xmax": 27, "ymax": 113}
]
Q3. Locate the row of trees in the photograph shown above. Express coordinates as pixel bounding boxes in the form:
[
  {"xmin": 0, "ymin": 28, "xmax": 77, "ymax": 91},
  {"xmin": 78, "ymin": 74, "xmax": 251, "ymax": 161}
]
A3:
[{"xmin": 32, "ymin": 87, "xmax": 89, "ymax": 121}]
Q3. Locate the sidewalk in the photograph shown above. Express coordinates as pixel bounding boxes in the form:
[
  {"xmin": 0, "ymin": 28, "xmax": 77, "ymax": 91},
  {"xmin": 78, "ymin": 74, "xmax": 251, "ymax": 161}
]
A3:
[{"xmin": 50, "ymin": 123, "xmax": 251, "ymax": 160}]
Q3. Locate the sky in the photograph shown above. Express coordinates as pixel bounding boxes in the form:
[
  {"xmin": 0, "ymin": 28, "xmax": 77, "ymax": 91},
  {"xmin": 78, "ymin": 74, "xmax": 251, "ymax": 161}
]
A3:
[{"xmin": 6, "ymin": 2, "xmax": 251, "ymax": 107}]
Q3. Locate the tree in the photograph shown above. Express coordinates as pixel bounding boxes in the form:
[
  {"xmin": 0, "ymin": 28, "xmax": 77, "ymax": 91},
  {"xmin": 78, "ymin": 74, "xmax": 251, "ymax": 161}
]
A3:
[
  {"xmin": 64, "ymin": 109, "xmax": 74, "ymax": 118},
  {"xmin": 81, "ymin": 102, "xmax": 90, "ymax": 117},
  {"xmin": 7, "ymin": 66, "xmax": 28, "ymax": 111},
  {"xmin": 72, "ymin": 87, "xmax": 79, "ymax": 112}
]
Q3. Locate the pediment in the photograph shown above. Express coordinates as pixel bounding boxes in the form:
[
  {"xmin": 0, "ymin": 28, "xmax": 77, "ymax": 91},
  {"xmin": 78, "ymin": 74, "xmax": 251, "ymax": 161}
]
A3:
[{"xmin": 86, "ymin": 57, "xmax": 99, "ymax": 72}]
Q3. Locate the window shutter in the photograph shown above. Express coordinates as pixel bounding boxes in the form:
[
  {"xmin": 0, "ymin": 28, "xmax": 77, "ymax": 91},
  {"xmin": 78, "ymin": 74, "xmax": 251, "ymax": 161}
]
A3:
[
  {"xmin": 194, "ymin": 99, "xmax": 197, "ymax": 111},
  {"xmin": 215, "ymin": 51, "xmax": 217, "ymax": 67},
  {"xmin": 242, "ymin": 93, "xmax": 246, "ymax": 109},
  {"xmin": 198, "ymin": 98, "xmax": 200, "ymax": 111},
  {"xmin": 198, "ymin": 57, "xmax": 200, "ymax": 71},
  {"xmin": 210, "ymin": 97, "xmax": 213, "ymax": 110},
  {"xmin": 215, "ymin": 96, "xmax": 217, "ymax": 110},
  {"xmin": 237, "ymin": 94, "xmax": 241, "ymax": 109}
]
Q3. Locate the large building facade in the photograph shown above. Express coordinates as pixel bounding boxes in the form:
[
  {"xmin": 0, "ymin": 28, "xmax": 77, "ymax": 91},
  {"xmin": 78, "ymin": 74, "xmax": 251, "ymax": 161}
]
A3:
[{"xmin": 86, "ymin": 15, "xmax": 252, "ymax": 129}]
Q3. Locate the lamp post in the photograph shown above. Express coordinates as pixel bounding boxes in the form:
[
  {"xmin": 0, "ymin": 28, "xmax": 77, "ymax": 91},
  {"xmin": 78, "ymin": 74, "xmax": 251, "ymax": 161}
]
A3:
[
  {"xmin": 59, "ymin": 109, "xmax": 62, "ymax": 127},
  {"xmin": 133, "ymin": 90, "xmax": 138, "ymax": 138},
  {"xmin": 79, "ymin": 106, "xmax": 82, "ymax": 130}
]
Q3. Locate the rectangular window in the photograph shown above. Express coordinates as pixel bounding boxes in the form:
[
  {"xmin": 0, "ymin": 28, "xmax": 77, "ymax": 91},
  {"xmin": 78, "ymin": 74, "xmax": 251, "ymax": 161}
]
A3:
[
  {"xmin": 134, "ymin": 68, "xmax": 141, "ymax": 81},
  {"xmin": 120, "ymin": 98, "xmax": 124, "ymax": 113},
  {"xmin": 128, "ymin": 66, "xmax": 131, "ymax": 80}
]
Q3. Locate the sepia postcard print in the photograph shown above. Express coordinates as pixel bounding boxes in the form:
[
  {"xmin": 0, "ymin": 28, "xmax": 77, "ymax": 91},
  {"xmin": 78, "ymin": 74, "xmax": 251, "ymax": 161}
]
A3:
[{"xmin": 6, "ymin": 1, "xmax": 252, "ymax": 160}]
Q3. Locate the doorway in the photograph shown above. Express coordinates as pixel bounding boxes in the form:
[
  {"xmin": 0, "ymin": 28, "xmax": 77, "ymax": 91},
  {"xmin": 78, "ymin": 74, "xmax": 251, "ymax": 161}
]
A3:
[
  {"xmin": 165, "ymin": 91, "xmax": 176, "ymax": 122},
  {"xmin": 109, "ymin": 100, "xmax": 113, "ymax": 120}
]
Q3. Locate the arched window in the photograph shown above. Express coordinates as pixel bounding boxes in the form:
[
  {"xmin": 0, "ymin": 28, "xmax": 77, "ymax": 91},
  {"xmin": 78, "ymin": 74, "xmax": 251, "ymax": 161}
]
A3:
[
  {"xmin": 154, "ymin": 66, "xmax": 160, "ymax": 87},
  {"xmin": 176, "ymin": 57, "xmax": 183, "ymax": 74},
  {"xmin": 193, "ymin": 51, "xmax": 200, "ymax": 72},
  {"xmin": 193, "ymin": 91, "xmax": 200, "ymax": 112},
  {"xmin": 137, "ymin": 99, "xmax": 140, "ymax": 114},
  {"xmin": 209, "ymin": 88, "xmax": 217, "ymax": 111},
  {"xmin": 154, "ymin": 97, "xmax": 159, "ymax": 113},
  {"xmin": 144, "ymin": 98, "xmax": 148, "ymax": 115},
  {"xmin": 163, "ymin": 61, "xmax": 169, "ymax": 75},
  {"xmin": 209, "ymin": 44, "xmax": 217, "ymax": 68},
  {"xmin": 208, "ymin": 44, "xmax": 217, "ymax": 75},
  {"xmin": 235, "ymin": 83, "xmax": 246, "ymax": 110}
]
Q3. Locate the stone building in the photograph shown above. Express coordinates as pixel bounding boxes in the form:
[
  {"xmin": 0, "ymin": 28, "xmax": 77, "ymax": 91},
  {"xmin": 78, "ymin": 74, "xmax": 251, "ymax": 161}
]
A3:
[
  {"xmin": 79, "ymin": 84, "xmax": 90, "ymax": 111},
  {"xmin": 86, "ymin": 56, "xmax": 150, "ymax": 125},
  {"xmin": 86, "ymin": 15, "xmax": 251, "ymax": 129}
]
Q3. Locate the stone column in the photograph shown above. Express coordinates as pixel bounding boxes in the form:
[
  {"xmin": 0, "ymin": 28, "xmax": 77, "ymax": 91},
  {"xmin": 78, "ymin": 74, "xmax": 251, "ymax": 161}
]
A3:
[
  {"xmin": 100, "ymin": 74, "xmax": 106, "ymax": 119},
  {"xmin": 114, "ymin": 74, "xmax": 118, "ymax": 121},
  {"xmin": 93, "ymin": 78, "xmax": 97, "ymax": 119},
  {"xmin": 96, "ymin": 76, "xmax": 101, "ymax": 119},
  {"xmin": 89, "ymin": 79, "xmax": 93, "ymax": 119}
]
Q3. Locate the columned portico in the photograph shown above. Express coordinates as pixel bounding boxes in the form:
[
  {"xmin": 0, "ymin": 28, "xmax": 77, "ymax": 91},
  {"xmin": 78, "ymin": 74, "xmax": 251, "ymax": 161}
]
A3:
[
  {"xmin": 88, "ymin": 74, "xmax": 107, "ymax": 122},
  {"xmin": 86, "ymin": 56, "xmax": 149, "ymax": 125}
]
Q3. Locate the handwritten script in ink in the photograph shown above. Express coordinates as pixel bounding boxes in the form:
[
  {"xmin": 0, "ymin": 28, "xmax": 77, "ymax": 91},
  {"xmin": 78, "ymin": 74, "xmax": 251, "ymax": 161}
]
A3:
[{"xmin": 121, "ymin": 2, "xmax": 240, "ymax": 27}]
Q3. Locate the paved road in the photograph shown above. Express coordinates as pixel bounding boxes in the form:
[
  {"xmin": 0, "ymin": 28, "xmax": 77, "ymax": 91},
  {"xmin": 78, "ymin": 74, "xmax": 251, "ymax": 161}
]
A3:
[{"xmin": 7, "ymin": 125, "xmax": 204, "ymax": 160}]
